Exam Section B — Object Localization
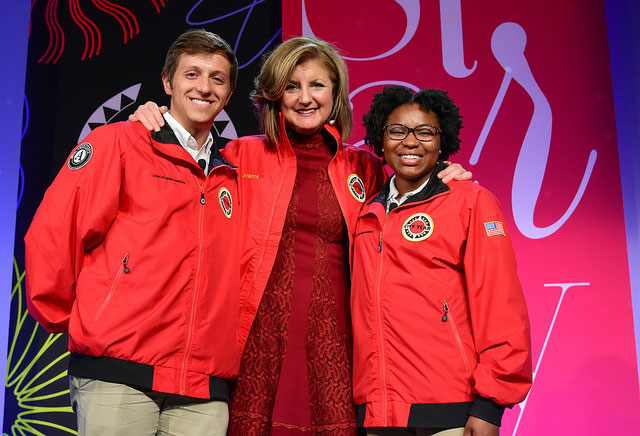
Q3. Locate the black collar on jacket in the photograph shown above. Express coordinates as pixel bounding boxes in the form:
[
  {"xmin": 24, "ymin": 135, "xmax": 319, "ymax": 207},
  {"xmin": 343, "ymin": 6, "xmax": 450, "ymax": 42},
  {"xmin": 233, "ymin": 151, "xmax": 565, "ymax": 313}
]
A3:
[
  {"xmin": 150, "ymin": 123, "xmax": 236, "ymax": 170},
  {"xmin": 369, "ymin": 160, "xmax": 450, "ymax": 207}
]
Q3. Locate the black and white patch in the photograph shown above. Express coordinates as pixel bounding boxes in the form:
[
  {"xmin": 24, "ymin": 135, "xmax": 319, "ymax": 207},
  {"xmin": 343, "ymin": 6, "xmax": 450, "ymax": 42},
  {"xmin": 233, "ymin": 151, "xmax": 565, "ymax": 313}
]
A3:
[
  {"xmin": 68, "ymin": 142, "xmax": 93, "ymax": 170},
  {"xmin": 219, "ymin": 187, "xmax": 233, "ymax": 218},
  {"xmin": 347, "ymin": 174, "xmax": 366, "ymax": 203}
]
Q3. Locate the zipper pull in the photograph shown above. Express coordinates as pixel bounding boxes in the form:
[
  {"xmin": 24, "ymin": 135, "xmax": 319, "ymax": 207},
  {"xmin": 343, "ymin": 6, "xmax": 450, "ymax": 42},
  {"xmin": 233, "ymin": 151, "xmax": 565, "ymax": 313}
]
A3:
[
  {"xmin": 378, "ymin": 232, "xmax": 383, "ymax": 252},
  {"xmin": 122, "ymin": 253, "xmax": 130, "ymax": 274},
  {"xmin": 441, "ymin": 301, "xmax": 449, "ymax": 322},
  {"xmin": 200, "ymin": 185, "xmax": 206, "ymax": 205}
]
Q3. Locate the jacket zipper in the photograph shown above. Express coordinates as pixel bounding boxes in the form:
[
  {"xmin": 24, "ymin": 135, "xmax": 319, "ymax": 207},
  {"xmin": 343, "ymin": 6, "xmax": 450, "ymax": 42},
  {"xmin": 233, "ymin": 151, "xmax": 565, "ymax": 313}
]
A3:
[
  {"xmin": 441, "ymin": 300, "xmax": 471, "ymax": 372},
  {"xmin": 93, "ymin": 253, "xmax": 130, "ymax": 322},
  {"xmin": 240, "ymin": 146, "xmax": 291, "ymax": 322},
  {"xmin": 181, "ymin": 184, "xmax": 206, "ymax": 394},
  {"xmin": 375, "ymin": 228, "xmax": 388, "ymax": 425}
]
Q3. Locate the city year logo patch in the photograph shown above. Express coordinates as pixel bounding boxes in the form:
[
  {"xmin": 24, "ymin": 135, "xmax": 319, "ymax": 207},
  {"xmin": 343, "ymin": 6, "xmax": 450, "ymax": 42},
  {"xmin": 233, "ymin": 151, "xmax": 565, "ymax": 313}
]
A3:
[
  {"xmin": 218, "ymin": 188, "xmax": 233, "ymax": 218},
  {"xmin": 348, "ymin": 174, "xmax": 366, "ymax": 202},
  {"xmin": 68, "ymin": 142, "xmax": 93, "ymax": 170},
  {"xmin": 402, "ymin": 213, "xmax": 434, "ymax": 241}
]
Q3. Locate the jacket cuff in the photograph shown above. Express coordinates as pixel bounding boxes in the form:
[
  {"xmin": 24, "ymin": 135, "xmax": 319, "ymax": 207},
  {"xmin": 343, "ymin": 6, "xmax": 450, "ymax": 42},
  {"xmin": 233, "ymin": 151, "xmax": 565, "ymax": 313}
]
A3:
[{"xmin": 469, "ymin": 395, "xmax": 505, "ymax": 426}]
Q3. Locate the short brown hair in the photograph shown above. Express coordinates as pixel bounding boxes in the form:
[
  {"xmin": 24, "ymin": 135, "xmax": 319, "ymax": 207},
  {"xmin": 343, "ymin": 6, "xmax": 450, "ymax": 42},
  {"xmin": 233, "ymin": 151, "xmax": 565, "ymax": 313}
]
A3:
[
  {"xmin": 251, "ymin": 37, "xmax": 352, "ymax": 148},
  {"xmin": 162, "ymin": 29, "xmax": 238, "ymax": 91}
]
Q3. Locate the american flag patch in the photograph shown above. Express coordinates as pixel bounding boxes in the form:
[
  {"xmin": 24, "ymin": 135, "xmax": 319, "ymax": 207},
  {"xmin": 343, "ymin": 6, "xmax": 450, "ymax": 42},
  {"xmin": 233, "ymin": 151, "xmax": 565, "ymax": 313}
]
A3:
[{"xmin": 484, "ymin": 221, "xmax": 505, "ymax": 237}]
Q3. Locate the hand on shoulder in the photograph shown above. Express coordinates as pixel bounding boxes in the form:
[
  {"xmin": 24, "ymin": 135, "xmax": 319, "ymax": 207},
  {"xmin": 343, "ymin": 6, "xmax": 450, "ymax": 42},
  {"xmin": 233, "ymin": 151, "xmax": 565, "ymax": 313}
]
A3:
[
  {"xmin": 128, "ymin": 102, "xmax": 168, "ymax": 132},
  {"xmin": 438, "ymin": 161, "xmax": 475, "ymax": 184}
]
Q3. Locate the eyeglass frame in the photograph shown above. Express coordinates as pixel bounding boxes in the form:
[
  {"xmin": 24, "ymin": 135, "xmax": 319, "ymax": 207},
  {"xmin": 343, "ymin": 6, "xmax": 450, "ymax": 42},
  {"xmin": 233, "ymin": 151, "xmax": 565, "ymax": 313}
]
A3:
[{"xmin": 383, "ymin": 123, "xmax": 442, "ymax": 142}]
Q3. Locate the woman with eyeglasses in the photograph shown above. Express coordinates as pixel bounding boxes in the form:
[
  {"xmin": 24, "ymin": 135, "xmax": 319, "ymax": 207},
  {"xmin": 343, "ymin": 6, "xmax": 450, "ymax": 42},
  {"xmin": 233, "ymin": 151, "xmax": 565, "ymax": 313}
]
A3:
[{"xmin": 350, "ymin": 86, "xmax": 533, "ymax": 436}]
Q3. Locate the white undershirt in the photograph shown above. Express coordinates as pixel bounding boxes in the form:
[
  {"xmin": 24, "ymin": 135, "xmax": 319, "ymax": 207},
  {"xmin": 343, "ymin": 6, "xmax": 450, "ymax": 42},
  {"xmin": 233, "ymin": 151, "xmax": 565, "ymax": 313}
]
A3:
[
  {"xmin": 386, "ymin": 175, "xmax": 430, "ymax": 214},
  {"xmin": 163, "ymin": 112, "xmax": 213, "ymax": 174}
]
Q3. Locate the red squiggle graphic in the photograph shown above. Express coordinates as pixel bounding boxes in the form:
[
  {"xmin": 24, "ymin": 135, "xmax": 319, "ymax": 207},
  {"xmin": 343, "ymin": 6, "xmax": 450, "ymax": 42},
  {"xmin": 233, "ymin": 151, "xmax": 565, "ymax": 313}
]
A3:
[
  {"xmin": 150, "ymin": 0, "xmax": 169, "ymax": 14},
  {"xmin": 34, "ymin": 0, "xmax": 167, "ymax": 63},
  {"xmin": 69, "ymin": 0, "xmax": 102, "ymax": 59},
  {"xmin": 38, "ymin": 0, "xmax": 65, "ymax": 64},
  {"xmin": 150, "ymin": 0, "xmax": 161, "ymax": 14},
  {"xmin": 92, "ymin": 0, "xmax": 139, "ymax": 43},
  {"xmin": 30, "ymin": 0, "xmax": 37, "ymax": 36}
]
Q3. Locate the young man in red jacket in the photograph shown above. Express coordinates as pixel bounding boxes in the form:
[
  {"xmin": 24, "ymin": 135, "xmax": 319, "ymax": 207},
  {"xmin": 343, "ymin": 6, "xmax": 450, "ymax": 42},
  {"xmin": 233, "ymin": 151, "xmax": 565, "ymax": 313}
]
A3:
[{"xmin": 25, "ymin": 30, "xmax": 244, "ymax": 435}]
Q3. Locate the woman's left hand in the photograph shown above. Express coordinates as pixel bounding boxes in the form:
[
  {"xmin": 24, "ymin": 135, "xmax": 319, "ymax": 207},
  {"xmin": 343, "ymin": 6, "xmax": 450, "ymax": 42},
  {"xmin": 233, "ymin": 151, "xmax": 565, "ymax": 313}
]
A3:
[
  {"xmin": 437, "ymin": 161, "xmax": 474, "ymax": 184},
  {"xmin": 463, "ymin": 416, "xmax": 499, "ymax": 436}
]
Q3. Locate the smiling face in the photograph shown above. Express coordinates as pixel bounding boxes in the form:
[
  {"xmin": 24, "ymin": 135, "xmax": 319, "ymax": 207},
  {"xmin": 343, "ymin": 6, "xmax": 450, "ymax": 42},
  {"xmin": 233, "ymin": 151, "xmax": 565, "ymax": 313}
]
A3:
[
  {"xmin": 162, "ymin": 52, "xmax": 233, "ymax": 145},
  {"xmin": 279, "ymin": 58, "xmax": 334, "ymax": 136},
  {"xmin": 383, "ymin": 103, "xmax": 441, "ymax": 197}
]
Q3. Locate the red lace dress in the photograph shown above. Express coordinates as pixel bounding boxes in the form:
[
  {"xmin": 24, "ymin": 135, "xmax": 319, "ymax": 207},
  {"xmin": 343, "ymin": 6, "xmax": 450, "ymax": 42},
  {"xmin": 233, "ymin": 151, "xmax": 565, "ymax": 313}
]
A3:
[{"xmin": 229, "ymin": 131, "xmax": 356, "ymax": 435}]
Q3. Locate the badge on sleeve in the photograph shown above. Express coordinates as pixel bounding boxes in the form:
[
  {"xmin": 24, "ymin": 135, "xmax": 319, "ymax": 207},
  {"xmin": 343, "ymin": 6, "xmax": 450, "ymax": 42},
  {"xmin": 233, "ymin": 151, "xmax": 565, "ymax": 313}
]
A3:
[
  {"xmin": 67, "ymin": 142, "xmax": 93, "ymax": 170},
  {"xmin": 219, "ymin": 188, "xmax": 233, "ymax": 218},
  {"xmin": 347, "ymin": 174, "xmax": 366, "ymax": 202},
  {"xmin": 484, "ymin": 221, "xmax": 505, "ymax": 237},
  {"xmin": 402, "ymin": 213, "xmax": 434, "ymax": 241}
]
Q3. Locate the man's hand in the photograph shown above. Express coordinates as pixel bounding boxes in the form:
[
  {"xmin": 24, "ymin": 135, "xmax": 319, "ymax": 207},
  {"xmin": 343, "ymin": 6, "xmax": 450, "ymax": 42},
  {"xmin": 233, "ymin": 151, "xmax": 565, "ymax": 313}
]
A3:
[
  {"xmin": 437, "ymin": 161, "xmax": 473, "ymax": 184},
  {"xmin": 128, "ymin": 102, "xmax": 168, "ymax": 132},
  {"xmin": 463, "ymin": 416, "xmax": 499, "ymax": 436}
]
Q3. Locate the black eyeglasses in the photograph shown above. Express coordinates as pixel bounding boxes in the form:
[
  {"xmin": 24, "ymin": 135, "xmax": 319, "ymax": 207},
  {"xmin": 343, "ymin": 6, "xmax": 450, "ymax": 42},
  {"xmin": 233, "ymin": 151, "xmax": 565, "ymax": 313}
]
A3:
[{"xmin": 383, "ymin": 123, "xmax": 441, "ymax": 142}]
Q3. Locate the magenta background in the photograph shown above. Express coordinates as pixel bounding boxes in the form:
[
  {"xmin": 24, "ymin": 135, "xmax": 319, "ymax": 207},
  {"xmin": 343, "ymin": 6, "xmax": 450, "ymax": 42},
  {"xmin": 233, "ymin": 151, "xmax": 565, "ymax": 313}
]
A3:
[{"xmin": 284, "ymin": 0, "xmax": 640, "ymax": 433}]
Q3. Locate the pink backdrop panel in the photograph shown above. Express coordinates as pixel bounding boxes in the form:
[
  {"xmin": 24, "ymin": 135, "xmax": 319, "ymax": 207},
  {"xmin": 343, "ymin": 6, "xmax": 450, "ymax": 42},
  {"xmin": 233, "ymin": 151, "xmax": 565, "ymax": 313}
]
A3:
[{"xmin": 284, "ymin": 0, "xmax": 639, "ymax": 433}]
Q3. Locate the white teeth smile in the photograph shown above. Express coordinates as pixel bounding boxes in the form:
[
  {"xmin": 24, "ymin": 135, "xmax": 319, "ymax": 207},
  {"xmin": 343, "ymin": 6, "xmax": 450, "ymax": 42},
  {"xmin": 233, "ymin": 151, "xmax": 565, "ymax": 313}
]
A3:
[
  {"xmin": 297, "ymin": 109, "xmax": 316, "ymax": 114},
  {"xmin": 401, "ymin": 155, "xmax": 422, "ymax": 160},
  {"xmin": 191, "ymin": 98, "xmax": 212, "ymax": 106}
]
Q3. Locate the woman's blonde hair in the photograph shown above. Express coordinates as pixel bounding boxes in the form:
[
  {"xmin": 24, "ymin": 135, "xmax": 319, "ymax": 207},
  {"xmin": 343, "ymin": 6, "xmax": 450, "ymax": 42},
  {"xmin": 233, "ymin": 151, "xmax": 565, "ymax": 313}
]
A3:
[{"xmin": 251, "ymin": 37, "xmax": 352, "ymax": 148}]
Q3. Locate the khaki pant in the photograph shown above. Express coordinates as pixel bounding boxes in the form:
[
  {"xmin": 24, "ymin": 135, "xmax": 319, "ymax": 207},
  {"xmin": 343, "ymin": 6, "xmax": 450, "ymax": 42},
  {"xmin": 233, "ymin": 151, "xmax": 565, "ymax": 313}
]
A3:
[
  {"xmin": 367, "ymin": 427, "xmax": 465, "ymax": 436},
  {"xmin": 69, "ymin": 376, "xmax": 228, "ymax": 436}
]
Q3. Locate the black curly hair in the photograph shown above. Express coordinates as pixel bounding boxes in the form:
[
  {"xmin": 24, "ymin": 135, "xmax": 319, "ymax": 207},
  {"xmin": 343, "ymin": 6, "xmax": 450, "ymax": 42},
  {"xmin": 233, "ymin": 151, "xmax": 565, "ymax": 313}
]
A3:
[{"xmin": 363, "ymin": 86, "xmax": 463, "ymax": 161}]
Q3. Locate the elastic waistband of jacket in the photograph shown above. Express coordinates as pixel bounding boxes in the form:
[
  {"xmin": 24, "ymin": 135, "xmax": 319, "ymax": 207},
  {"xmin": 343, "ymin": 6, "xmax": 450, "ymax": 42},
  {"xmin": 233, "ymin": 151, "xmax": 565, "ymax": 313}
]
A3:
[
  {"xmin": 68, "ymin": 353, "xmax": 229, "ymax": 400},
  {"xmin": 357, "ymin": 401, "xmax": 473, "ymax": 428}
]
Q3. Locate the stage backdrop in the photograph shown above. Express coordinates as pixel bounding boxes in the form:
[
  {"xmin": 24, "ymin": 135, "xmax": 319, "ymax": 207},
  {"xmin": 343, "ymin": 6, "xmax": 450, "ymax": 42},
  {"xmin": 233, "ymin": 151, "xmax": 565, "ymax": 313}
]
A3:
[
  {"xmin": 6, "ymin": 0, "xmax": 639, "ymax": 435},
  {"xmin": 283, "ymin": 0, "xmax": 639, "ymax": 434},
  {"xmin": 6, "ymin": 1, "xmax": 281, "ymax": 434}
]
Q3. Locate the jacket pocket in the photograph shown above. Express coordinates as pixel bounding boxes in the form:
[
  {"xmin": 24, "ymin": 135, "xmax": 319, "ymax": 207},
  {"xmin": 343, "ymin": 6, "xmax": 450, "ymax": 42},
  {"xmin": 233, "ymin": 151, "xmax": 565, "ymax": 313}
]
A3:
[
  {"xmin": 92, "ymin": 252, "xmax": 131, "ymax": 322},
  {"xmin": 441, "ymin": 300, "xmax": 471, "ymax": 372}
]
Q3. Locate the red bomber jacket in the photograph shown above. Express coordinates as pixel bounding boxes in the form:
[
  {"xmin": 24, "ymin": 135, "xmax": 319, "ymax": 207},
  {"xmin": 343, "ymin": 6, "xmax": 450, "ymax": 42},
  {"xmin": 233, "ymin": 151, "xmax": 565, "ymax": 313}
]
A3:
[
  {"xmin": 25, "ymin": 121, "xmax": 245, "ymax": 400},
  {"xmin": 221, "ymin": 114, "xmax": 386, "ymax": 349},
  {"xmin": 350, "ymin": 162, "xmax": 532, "ymax": 428}
]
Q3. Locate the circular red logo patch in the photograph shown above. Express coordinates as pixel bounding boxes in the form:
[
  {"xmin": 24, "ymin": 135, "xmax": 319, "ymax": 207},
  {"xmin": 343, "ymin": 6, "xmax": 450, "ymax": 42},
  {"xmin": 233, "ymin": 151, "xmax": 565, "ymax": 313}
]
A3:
[
  {"xmin": 218, "ymin": 188, "xmax": 233, "ymax": 218},
  {"xmin": 348, "ymin": 174, "xmax": 366, "ymax": 202},
  {"xmin": 402, "ymin": 213, "xmax": 434, "ymax": 241}
]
